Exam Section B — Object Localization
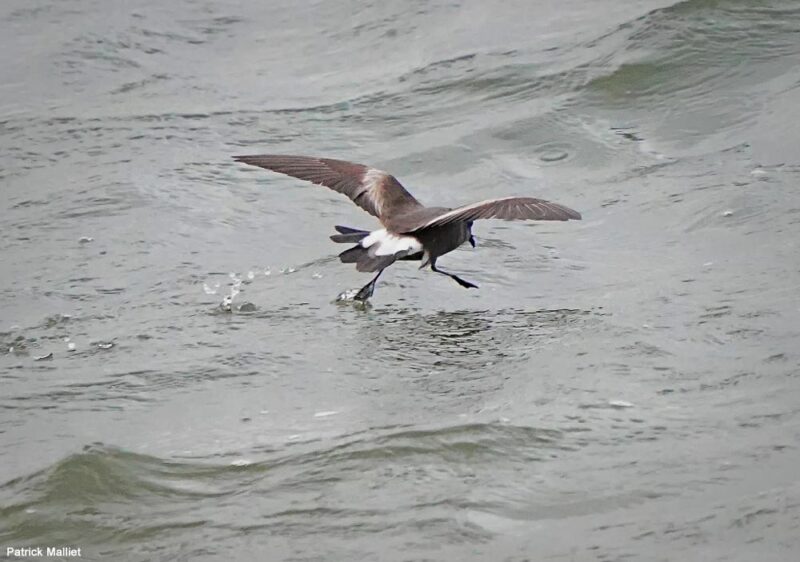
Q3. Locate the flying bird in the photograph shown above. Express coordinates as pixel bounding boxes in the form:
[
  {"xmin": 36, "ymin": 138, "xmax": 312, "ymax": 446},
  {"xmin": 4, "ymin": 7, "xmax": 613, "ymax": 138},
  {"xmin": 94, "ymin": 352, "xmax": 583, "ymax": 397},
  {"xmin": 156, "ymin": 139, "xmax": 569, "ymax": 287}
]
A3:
[{"xmin": 234, "ymin": 155, "xmax": 581, "ymax": 301}]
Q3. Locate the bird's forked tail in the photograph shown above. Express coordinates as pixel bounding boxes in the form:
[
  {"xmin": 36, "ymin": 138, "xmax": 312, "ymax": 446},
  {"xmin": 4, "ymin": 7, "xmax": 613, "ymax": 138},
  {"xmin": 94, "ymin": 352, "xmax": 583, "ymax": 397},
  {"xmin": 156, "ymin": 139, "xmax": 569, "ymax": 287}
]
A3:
[{"xmin": 330, "ymin": 225, "xmax": 369, "ymax": 243}]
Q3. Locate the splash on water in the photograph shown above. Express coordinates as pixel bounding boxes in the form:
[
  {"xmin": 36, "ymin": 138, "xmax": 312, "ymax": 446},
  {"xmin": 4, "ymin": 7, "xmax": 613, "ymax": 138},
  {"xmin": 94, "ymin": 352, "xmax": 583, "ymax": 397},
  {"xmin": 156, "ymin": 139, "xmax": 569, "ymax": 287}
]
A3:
[
  {"xmin": 203, "ymin": 282, "xmax": 220, "ymax": 295},
  {"xmin": 219, "ymin": 273, "xmax": 243, "ymax": 312},
  {"xmin": 336, "ymin": 288, "xmax": 360, "ymax": 301}
]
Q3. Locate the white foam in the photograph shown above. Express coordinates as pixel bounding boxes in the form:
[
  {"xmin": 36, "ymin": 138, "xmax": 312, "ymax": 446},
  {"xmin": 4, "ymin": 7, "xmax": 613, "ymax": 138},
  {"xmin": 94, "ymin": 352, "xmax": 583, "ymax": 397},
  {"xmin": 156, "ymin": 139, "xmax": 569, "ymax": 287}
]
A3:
[
  {"xmin": 361, "ymin": 229, "xmax": 422, "ymax": 256},
  {"xmin": 313, "ymin": 410, "xmax": 339, "ymax": 418}
]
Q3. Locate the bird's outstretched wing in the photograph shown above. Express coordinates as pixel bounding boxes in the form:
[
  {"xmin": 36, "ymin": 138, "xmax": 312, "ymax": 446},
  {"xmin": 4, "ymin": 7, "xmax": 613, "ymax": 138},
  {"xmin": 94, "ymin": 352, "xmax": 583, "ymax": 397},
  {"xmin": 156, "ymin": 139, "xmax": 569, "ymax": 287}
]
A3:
[
  {"xmin": 403, "ymin": 196, "xmax": 581, "ymax": 232},
  {"xmin": 233, "ymin": 154, "xmax": 422, "ymax": 221}
]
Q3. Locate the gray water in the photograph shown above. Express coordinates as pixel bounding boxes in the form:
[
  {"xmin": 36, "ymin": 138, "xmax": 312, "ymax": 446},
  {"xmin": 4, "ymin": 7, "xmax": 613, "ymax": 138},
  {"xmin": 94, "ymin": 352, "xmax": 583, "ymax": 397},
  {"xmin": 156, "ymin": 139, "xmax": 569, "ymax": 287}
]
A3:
[{"xmin": 2, "ymin": 0, "xmax": 800, "ymax": 560}]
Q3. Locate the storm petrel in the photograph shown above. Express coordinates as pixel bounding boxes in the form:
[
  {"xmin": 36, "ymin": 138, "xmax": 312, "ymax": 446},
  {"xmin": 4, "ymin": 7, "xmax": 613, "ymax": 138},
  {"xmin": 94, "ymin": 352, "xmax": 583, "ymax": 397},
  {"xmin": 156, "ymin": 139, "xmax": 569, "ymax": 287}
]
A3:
[{"xmin": 234, "ymin": 155, "xmax": 581, "ymax": 301}]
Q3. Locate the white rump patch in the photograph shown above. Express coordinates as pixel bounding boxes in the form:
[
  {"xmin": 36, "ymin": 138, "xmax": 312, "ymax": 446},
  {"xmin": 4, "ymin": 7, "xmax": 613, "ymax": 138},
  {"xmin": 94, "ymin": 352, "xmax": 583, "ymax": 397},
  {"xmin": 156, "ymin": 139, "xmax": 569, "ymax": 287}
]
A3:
[{"xmin": 361, "ymin": 229, "xmax": 423, "ymax": 257}]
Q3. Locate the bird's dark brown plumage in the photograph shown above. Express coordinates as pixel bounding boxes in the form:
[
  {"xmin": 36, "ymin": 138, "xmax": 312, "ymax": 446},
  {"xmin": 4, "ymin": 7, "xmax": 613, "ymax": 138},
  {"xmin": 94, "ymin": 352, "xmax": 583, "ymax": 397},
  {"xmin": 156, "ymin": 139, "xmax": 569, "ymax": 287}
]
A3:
[
  {"xmin": 403, "ymin": 196, "xmax": 581, "ymax": 231},
  {"xmin": 233, "ymin": 154, "xmax": 422, "ymax": 222},
  {"xmin": 234, "ymin": 153, "xmax": 581, "ymax": 301}
]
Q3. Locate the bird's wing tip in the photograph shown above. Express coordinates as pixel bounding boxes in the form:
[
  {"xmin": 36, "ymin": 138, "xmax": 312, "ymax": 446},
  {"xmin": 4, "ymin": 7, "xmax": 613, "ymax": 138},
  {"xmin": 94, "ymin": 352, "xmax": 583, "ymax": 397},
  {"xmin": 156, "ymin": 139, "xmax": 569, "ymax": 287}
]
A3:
[{"xmin": 556, "ymin": 204, "xmax": 581, "ymax": 220}]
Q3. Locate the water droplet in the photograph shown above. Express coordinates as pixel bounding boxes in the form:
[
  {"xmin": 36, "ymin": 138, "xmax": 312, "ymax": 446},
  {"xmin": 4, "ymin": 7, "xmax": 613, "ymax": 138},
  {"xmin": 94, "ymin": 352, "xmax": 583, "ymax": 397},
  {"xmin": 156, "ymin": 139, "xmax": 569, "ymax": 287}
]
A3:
[
  {"xmin": 220, "ymin": 295, "xmax": 233, "ymax": 312},
  {"xmin": 67, "ymin": 342, "xmax": 76, "ymax": 351}
]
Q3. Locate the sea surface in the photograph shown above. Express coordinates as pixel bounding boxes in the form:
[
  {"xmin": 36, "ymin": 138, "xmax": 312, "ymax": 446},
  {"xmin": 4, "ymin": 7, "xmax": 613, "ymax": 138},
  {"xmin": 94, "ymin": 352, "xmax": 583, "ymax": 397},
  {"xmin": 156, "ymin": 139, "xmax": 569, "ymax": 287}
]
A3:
[{"xmin": 2, "ymin": 0, "xmax": 800, "ymax": 560}]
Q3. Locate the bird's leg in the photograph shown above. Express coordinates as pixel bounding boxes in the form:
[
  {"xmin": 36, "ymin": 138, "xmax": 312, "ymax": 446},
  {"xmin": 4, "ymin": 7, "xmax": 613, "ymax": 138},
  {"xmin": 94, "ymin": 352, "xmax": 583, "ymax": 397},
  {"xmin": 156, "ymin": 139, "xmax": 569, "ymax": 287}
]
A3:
[
  {"xmin": 354, "ymin": 269, "xmax": 384, "ymax": 301},
  {"xmin": 430, "ymin": 260, "xmax": 478, "ymax": 289}
]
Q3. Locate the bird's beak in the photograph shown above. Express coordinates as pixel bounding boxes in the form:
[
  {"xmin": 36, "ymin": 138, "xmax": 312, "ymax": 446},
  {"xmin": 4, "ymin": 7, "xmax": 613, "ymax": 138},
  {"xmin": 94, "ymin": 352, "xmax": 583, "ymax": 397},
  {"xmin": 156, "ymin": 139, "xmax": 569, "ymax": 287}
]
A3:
[{"xmin": 469, "ymin": 235, "xmax": 476, "ymax": 248}]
